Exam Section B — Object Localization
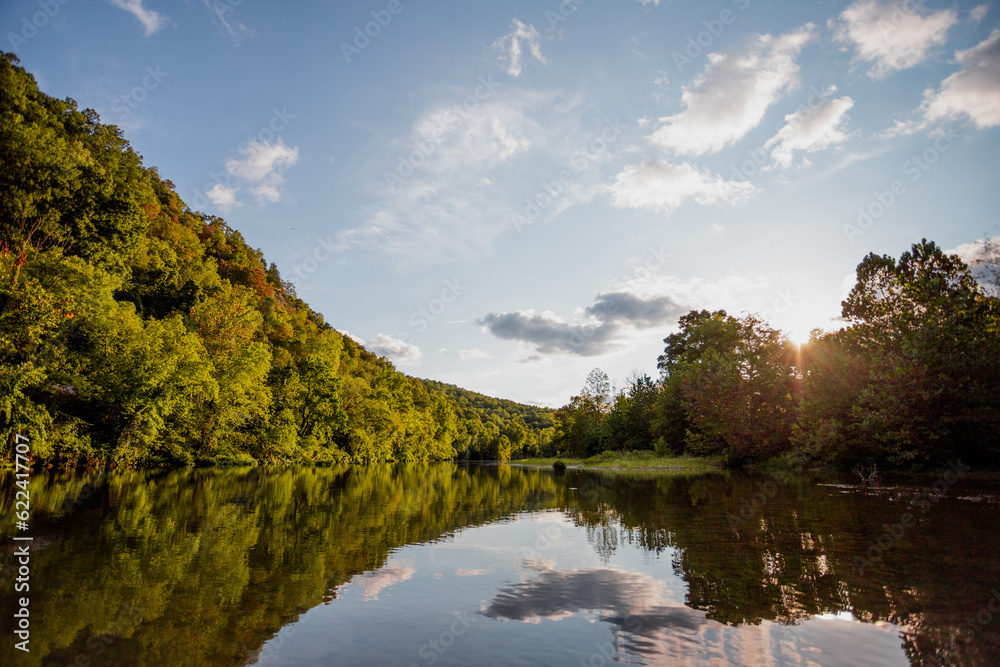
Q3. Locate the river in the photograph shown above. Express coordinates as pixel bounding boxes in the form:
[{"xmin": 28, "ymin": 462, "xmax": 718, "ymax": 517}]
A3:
[{"xmin": 1, "ymin": 463, "xmax": 998, "ymax": 665}]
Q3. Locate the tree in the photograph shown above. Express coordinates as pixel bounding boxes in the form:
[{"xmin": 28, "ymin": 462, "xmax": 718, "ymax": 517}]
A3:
[
  {"xmin": 835, "ymin": 240, "xmax": 1000, "ymax": 466},
  {"xmin": 656, "ymin": 310, "xmax": 796, "ymax": 465},
  {"xmin": 603, "ymin": 372, "xmax": 659, "ymax": 451},
  {"xmin": 553, "ymin": 368, "xmax": 612, "ymax": 456}
]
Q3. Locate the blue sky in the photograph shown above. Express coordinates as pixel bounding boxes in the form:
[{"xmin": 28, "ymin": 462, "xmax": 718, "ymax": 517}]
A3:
[{"xmin": 3, "ymin": 0, "xmax": 998, "ymax": 406}]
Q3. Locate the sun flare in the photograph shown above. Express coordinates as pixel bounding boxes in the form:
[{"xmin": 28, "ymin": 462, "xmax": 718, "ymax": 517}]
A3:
[{"xmin": 786, "ymin": 324, "xmax": 815, "ymax": 347}]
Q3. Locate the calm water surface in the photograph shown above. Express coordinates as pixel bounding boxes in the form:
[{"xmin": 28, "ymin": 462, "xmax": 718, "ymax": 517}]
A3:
[{"xmin": 1, "ymin": 463, "xmax": 998, "ymax": 666}]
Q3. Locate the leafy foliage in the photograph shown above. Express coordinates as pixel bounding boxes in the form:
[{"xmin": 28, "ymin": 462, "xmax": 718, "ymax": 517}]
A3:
[
  {"xmin": 0, "ymin": 53, "xmax": 551, "ymax": 467},
  {"xmin": 552, "ymin": 241, "xmax": 1000, "ymax": 470}
]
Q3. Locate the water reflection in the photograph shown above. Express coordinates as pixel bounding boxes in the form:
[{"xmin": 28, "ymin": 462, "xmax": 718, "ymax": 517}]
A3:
[
  {"xmin": 481, "ymin": 565, "xmax": 910, "ymax": 666},
  {"xmin": 0, "ymin": 465, "xmax": 997, "ymax": 665},
  {"xmin": 558, "ymin": 470, "xmax": 1000, "ymax": 666}
]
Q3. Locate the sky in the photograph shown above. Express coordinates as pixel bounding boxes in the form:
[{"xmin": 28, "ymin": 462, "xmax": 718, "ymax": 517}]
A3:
[{"xmin": 3, "ymin": 0, "xmax": 998, "ymax": 407}]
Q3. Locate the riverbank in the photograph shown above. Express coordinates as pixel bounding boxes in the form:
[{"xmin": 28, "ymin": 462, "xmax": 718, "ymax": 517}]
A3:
[{"xmin": 514, "ymin": 452, "xmax": 721, "ymax": 472}]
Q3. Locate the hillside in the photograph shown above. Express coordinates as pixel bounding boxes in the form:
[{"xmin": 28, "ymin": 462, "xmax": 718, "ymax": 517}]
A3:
[{"xmin": 0, "ymin": 53, "xmax": 552, "ymax": 467}]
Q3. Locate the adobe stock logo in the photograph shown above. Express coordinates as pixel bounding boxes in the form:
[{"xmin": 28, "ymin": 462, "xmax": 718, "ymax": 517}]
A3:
[
  {"xmin": 843, "ymin": 129, "xmax": 959, "ymax": 244},
  {"xmin": 340, "ymin": 0, "xmax": 415, "ymax": 63},
  {"xmin": 6, "ymin": 0, "xmax": 72, "ymax": 52},
  {"xmin": 111, "ymin": 65, "xmax": 169, "ymax": 120}
]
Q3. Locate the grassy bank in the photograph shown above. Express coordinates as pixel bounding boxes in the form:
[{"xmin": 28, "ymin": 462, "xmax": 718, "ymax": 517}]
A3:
[{"xmin": 515, "ymin": 451, "xmax": 720, "ymax": 472}]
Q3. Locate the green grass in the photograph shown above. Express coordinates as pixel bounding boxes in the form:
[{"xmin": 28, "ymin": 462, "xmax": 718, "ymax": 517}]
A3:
[{"xmin": 515, "ymin": 451, "xmax": 720, "ymax": 472}]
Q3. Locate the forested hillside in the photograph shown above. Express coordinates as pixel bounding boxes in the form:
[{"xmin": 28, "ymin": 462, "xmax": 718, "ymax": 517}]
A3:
[
  {"xmin": 421, "ymin": 379, "xmax": 555, "ymax": 460},
  {"xmin": 0, "ymin": 53, "xmax": 552, "ymax": 468}
]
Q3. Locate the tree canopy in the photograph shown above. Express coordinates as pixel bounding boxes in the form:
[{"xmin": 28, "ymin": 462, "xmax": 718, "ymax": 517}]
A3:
[
  {"xmin": 551, "ymin": 239, "xmax": 1000, "ymax": 469},
  {"xmin": 0, "ymin": 53, "xmax": 552, "ymax": 468}
]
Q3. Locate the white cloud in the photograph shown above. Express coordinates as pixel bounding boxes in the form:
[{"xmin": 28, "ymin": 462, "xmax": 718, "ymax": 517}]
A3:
[
  {"xmin": 205, "ymin": 183, "xmax": 239, "ymax": 209},
  {"xmin": 481, "ymin": 565, "xmax": 907, "ymax": 663},
  {"xmin": 494, "ymin": 19, "xmax": 547, "ymax": 77},
  {"xmin": 918, "ymin": 28, "xmax": 1000, "ymax": 129},
  {"xmin": 338, "ymin": 330, "xmax": 367, "ymax": 346},
  {"xmin": 226, "ymin": 140, "xmax": 299, "ymax": 182},
  {"xmin": 971, "ymin": 5, "xmax": 989, "ymax": 23},
  {"xmin": 609, "ymin": 160, "xmax": 760, "ymax": 214},
  {"xmin": 833, "ymin": 0, "xmax": 957, "ymax": 80},
  {"xmin": 765, "ymin": 96, "xmax": 855, "ymax": 168},
  {"xmin": 490, "ymin": 116, "xmax": 532, "ymax": 159},
  {"xmin": 649, "ymin": 25, "xmax": 815, "ymax": 156},
  {"xmin": 458, "ymin": 349, "xmax": 494, "ymax": 361},
  {"xmin": 456, "ymin": 568, "xmax": 493, "ymax": 576},
  {"xmin": 365, "ymin": 334, "xmax": 423, "ymax": 364},
  {"xmin": 948, "ymin": 236, "xmax": 1000, "ymax": 296},
  {"xmin": 348, "ymin": 561, "xmax": 416, "ymax": 601},
  {"xmin": 223, "ymin": 139, "xmax": 300, "ymax": 205},
  {"xmin": 109, "ymin": 0, "xmax": 167, "ymax": 36}
]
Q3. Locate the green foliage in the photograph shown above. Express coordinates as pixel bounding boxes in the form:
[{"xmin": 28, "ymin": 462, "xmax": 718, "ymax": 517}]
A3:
[
  {"xmin": 553, "ymin": 460, "xmax": 566, "ymax": 473},
  {"xmin": 554, "ymin": 239, "xmax": 998, "ymax": 470},
  {"xmin": 0, "ymin": 52, "xmax": 551, "ymax": 468},
  {"xmin": 422, "ymin": 379, "xmax": 554, "ymax": 461},
  {"xmin": 796, "ymin": 239, "xmax": 1000, "ymax": 467}
]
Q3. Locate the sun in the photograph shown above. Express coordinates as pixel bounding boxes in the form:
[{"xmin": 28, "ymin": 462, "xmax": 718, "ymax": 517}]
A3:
[{"xmin": 786, "ymin": 324, "xmax": 815, "ymax": 347}]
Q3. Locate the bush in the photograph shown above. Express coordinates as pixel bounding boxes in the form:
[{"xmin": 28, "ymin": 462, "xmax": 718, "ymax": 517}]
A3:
[{"xmin": 552, "ymin": 460, "xmax": 567, "ymax": 474}]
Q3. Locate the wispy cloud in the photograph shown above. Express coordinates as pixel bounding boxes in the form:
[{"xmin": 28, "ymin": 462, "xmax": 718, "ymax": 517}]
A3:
[
  {"xmin": 971, "ymin": 5, "xmax": 989, "ymax": 23},
  {"xmin": 649, "ymin": 25, "xmax": 815, "ymax": 156},
  {"xmin": 832, "ymin": 0, "xmax": 957, "ymax": 80},
  {"xmin": 494, "ymin": 19, "xmax": 547, "ymax": 77},
  {"xmin": 609, "ymin": 160, "xmax": 759, "ymax": 214},
  {"xmin": 108, "ymin": 0, "xmax": 167, "ymax": 36},
  {"xmin": 458, "ymin": 349, "xmax": 493, "ymax": 361},
  {"xmin": 204, "ymin": 0, "xmax": 254, "ymax": 43},
  {"xmin": 765, "ymin": 95, "xmax": 855, "ymax": 168},
  {"xmin": 332, "ymin": 88, "xmax": 605, "ymax": 263}
]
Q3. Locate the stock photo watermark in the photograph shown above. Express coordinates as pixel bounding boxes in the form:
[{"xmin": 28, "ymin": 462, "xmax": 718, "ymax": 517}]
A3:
[
  {"xmin": 542, "ymin": 0, "xmax": 588, "ymax": 30},
  {"xmin": 511, "ymin": 117, "xmax": 626, "ymax": 233},
  {"xmin": 671, "ymin": 0, "xmax": 751, "ymax": 73},
  {"xmin": 110, "ymin": 65, "xmax": 169, "ymax": 121},
  {"xmin": 384, "ymin": 75, "xmax": 502, "ymax": 190},
  {"xmin": 407, "ymin": 279, "xmax": 467, "ymax": 334},
  {"xmin": 340, "ymin": 0, "xmax": 414, "ymax": 63},
  {"xmin": 843, "ymin": 128, "xmax": 960, "ymax": 244},
  {"xmin": 727, "ymin": 85, "xmax": 836, "ymax": 181},
  {"xmin": 6, "ymin": 0, "xmax": 72, "ymax": 52},
  {"xmin": 12, "ymin": 433, "xmax": 32, "ymax": 653},
  {"xmin": 406, "ymin": 610, "xmax": 477, "ymax": 666},
  {"xmin": 727, "ymin": 452, "xmax": 806, "ymax": 531},
  {"xmin": 190, "ymin": 106, "xmax": 296, "ymax": 211},
  {"xmin": 852, "ymin": 459, "xmax": 969, "ymax": 576}
]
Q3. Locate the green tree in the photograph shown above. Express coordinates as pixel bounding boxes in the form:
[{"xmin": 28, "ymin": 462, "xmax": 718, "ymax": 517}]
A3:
[
  {"xmin": 603, "ymin": 372, "xmax": 659, "ymax": 451},
  {"xmin": 656, "ymin": 310, "xmax": 796, "ymax": 465},
  {"xmin": 836, "ymin": 240, "xmax": 1000, "ymax": 465}
]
